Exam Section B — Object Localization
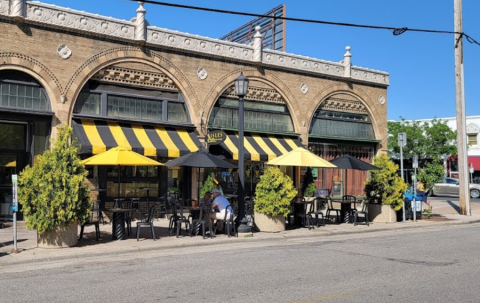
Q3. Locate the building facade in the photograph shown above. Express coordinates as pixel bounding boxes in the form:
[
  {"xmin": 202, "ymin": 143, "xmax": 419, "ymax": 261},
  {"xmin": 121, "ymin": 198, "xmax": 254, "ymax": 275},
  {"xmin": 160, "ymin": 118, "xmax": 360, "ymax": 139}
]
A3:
[{"xmin": 0, "ymin": 1, "xmax": 389, "ymax": 220}]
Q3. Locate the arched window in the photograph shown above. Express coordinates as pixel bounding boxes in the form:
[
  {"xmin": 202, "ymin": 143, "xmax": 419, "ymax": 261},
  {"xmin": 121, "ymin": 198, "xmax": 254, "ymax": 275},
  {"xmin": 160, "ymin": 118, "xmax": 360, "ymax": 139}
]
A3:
[{"xmin": 0, "ymin": 71, "xmax": 50, "ymax": 111}]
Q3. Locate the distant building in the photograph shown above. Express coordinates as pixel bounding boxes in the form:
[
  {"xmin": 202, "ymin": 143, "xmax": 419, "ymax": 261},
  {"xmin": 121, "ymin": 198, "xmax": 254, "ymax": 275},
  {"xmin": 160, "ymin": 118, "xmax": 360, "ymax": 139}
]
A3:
[{"xmin": 411, "ymin": 116, "xmax": 480, "ymax": 181}]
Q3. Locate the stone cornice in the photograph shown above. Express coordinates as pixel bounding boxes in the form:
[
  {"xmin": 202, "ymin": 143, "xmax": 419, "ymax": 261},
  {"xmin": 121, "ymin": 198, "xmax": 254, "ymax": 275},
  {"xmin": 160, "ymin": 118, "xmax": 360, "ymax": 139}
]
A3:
[
  {"xmin": 92, "ymin": 67, "xmax": 178, "ymax": 91},
  {"xmin": 222, "ymin": 86, "xmax": 285, "ymax": 104},
  {"xmin": 0, "ymin": 1, "xmax": 389, "ymax": 86}
]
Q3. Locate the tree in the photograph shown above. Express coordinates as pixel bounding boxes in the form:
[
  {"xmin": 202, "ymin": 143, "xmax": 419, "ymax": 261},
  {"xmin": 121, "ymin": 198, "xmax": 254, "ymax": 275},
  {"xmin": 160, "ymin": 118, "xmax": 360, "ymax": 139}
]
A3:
[
  {"xmin": 364, "ymin": 154, "xmax": 407, "ymax": 211},
  {"xmin": 418, "ymin": 162, "xmax": 445, "ymax": 192},
  {"xmin": 388, "ymin": 117, "xmax": 457, "ymax": 162},
  {"xmin": 18, "ymin": 125, "xmax": 91, "ymax": 234}
]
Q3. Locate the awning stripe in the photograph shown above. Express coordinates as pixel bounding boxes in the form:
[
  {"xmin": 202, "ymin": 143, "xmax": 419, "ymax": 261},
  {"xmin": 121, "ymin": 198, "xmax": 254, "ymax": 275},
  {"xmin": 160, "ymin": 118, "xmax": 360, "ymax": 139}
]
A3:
[
  {"xmin": 238, "ymin": 134, "xmax": 260, "ymax": 161},
  {"xmin": 132, "ymin": 124, "xmax": 157, "ymax": 157},
  {"xmin": 268, "ymin": 136, "xmax": 289, "ymax": 155},
  {"xmin": 82, "ymin": 120, "xmax": 106, "ymax": 154},
  {"xmin": 223, "ymin": 136, "xmax": 239, "ymax": 160},
  {"xmin": 95, "ymin": 120, "xmax": 117, "ymax": 149},
  {"xmin": 73, "ymin": 119, "xmax": 201, "ymax": 158},
  {"xmin": 177, "ymin": 128, "xmax": 200, "ymax": 153},
  {"xmin": 218, "ymin": 132, "xmax": 300, "ymax": 161},
  {"xmin": 251, "ymin": 134, "xmax": 277, "ymax": 161},
  {"xmin": 155, "ymin": 126, "xmax": 180, "ymax": 158},
  {"xmin": 108, "ymin": 121, "xmax": 132, "ymax": 150}
]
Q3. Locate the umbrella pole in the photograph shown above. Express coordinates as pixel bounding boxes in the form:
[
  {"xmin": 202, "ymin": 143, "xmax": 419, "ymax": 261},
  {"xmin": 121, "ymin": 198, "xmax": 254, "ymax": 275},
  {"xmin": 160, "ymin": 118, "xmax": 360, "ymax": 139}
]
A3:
[
  {"xmin": 117, "ymin": 165, "xmax": 121, "ymax": 207},
  {"xmin": 197, "ymin": 167, "xmax": 201, "ymax": 202}
]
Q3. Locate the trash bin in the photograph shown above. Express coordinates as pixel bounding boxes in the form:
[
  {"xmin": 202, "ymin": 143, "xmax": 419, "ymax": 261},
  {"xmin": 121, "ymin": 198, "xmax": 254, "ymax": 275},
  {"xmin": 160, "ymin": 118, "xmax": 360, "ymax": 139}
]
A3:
[{"xmin": 397, "ymin": 193, "xmax": 422, "ymax": 221}]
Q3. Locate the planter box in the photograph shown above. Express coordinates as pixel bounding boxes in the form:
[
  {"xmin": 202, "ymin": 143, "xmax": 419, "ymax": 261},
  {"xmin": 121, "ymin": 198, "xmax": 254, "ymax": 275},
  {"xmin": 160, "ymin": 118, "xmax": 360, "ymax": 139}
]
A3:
[
  {"xmin": 368, "ymin": 204, "xmax": 397, "ymax": 223},
  {"xmin": 37, "ymin": 222, "xmax": 78, "ymax": 248},
  {"xmin": 254, "ymin": 211, "xmax": 285, "ymax": 232}
]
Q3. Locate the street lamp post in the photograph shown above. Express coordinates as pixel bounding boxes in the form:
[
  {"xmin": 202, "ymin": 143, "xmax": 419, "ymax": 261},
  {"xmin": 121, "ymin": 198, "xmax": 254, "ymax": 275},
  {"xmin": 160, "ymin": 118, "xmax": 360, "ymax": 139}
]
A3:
[{"xmin": 234, "ymin": 72, "xmax": 250, "ymax": 233}]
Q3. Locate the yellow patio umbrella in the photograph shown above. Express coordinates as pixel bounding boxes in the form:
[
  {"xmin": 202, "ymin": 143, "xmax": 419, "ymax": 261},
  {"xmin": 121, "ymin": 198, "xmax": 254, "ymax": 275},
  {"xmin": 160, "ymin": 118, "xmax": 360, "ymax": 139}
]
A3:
[
  {"xmin": 267, "ymin": 147, "xmax": 336, "ymax": 197},
  {"xmin": 81, "ymin": 146, "xmax": 163, "ymax": 199},
  {"xmin": 267, "ymin": 147, "xmax": 336, "ymax": 168},
  {"xmin": 4, "ymin": 160, "xmax": 16, "ymax": 167}
]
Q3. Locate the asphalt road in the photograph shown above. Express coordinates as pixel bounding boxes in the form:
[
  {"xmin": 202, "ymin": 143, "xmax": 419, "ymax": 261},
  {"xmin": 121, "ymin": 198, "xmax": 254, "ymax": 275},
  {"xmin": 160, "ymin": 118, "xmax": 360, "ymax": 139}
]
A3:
[{"xmin": 2, "ymin": 222, "xmax": 480, "ymax": 303}]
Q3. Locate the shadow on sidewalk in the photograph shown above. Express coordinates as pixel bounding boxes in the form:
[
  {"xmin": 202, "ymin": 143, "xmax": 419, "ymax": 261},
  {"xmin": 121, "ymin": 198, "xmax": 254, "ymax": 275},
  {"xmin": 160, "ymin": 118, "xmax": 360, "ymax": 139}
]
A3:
[{"xmin": 446, "ymin": 199, "xmax": 461, "ymax": 214}]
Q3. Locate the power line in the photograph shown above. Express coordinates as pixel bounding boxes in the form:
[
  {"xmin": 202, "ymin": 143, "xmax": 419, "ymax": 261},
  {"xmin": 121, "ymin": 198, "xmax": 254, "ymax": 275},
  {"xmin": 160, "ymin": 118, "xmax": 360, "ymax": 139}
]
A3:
[{"xmin": 130, "ymin": 0, "xmax": 480, "ymax": 47}]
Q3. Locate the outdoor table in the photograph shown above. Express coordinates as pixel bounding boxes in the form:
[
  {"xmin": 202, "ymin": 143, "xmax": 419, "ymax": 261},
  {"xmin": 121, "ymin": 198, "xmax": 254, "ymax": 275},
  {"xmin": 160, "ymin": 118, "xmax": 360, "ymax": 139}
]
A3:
[
  {"xmin": 335, "ymin": 200, "xmax": 363, "ymax": 223},
  {"xmin": 105, "ymin": 208, "xmax": 136, "ymax": 240}
]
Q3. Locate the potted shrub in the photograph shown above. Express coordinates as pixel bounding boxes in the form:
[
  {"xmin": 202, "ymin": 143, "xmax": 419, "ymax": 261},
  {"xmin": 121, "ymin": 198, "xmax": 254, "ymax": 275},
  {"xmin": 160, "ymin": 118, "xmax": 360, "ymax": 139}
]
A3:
[
  {"xmin": 364, "ymin": 154, "xmax": 407, "ymax": 223},
  {"xmin": 254, "ymin": 166, "xmax": 297, "ymax": 232},
  {"xmin": 18, "ymin": 125, "xmax": 91, "ymax": 248},
  {"xmin": 200, "ymin": 174, "xmax": 216, "ymax": 198},
  {"xmin": 303, "ymin": 183, "xmax": 316, "ymax": 200}
]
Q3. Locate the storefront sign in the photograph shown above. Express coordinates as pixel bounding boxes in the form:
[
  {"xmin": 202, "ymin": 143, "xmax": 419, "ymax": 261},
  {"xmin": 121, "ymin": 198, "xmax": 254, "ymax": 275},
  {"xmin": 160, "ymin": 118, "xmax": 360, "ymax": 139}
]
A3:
[
  {"xmin": 311, "ymin": 168, "xmax": 318, "ymax": 178},
  {"xmin": 11, "ymin": 174, "xmax": 18, "ymax": 211},
  {"xmin": 206, "ymin": 130, "xmax": 226, "ymax": 145}
]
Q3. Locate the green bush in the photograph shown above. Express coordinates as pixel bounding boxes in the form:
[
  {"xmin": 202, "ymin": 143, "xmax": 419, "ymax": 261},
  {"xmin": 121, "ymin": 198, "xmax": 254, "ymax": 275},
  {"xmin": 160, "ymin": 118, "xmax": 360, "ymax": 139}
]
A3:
[
  {"xmin": 18, "ymin": 125, "xmax": 91, "ymax": 234},
  {"xmin": 304, "ymin": 183, "xmax": 316, "ymax": 197},
  {"xmin": 301, "ymin": 167, "xmax": 314, "ymax": 195},
  {"xmin": 418, "ymin": 161, "xmax": 444, "ymax": 192},
  {"xmin": 254, "ymin": 166, "xmax": 297, "ymax": 217},
  {"xmin": 200, "ymin": 174, "xmax": 215, "ymax": 198},
  {"xmin": 364, "ymin": 154, "xmax": 407, "ymax": 211}
]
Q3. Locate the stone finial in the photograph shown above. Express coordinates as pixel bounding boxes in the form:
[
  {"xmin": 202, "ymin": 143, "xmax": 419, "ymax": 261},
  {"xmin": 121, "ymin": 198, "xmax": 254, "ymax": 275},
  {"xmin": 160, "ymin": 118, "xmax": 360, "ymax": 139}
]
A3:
[
  {"xmin": 343, "ymin": 46, "xmax": 352, "ymax": 78},
  {"xmin": 135, "ymin": 2, "xmax": 146, "ymax": 41},
  {"xmin": 253, "ymin": 25, "xmax": 263, "ymax": 63},
  {"xmin": 11, "ymin": 0, "xmax": 26, "ymax": 19}
]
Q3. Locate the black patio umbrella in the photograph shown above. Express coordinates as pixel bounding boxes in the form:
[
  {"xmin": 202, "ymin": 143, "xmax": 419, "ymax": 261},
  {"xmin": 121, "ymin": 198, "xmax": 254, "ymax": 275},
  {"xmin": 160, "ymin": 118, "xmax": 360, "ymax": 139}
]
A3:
[
  {"xmin": 164, "ymin": 148, "xmax": 237, "ymax": 201},
  {"xmin": 329, "ymin": 154, "xmax": 380, "ymax": 195}
]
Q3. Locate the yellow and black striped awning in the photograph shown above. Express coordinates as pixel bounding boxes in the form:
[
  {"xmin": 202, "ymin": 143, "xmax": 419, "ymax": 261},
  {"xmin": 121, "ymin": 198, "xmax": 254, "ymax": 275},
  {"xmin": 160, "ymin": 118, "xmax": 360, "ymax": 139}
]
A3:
[
  {"xmin": 73, "ymin": 119, "xmax": 201, "ymax": 158},
  {"xmin": 218, "ymin": 132, "xmax": 301, "ymax": 161}
]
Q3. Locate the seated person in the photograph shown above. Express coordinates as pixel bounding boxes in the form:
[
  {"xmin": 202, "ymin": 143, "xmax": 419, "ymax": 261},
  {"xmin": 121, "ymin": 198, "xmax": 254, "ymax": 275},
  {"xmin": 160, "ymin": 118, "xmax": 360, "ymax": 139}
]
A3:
[
  {"xmin": 209, "ymin": 189, "xmax": 232, "ymax": 232},
  {"xmin": 199, "ymin": 191, "xmax": 212, "ymax": 206}
]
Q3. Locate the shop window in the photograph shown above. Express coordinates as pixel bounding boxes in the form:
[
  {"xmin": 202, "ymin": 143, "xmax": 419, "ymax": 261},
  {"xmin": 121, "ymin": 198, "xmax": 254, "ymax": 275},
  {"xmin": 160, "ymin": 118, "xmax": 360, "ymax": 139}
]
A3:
[
  {"xmin": 310, "ymin": 110, "xmax": 374, "ymax": 140},
  {"xmin": 74, "ymin": 92, "xmax": 101, "ymax": 115},
  {"xmin": 208, "ymin": 97, "xmax": 294, "ymax": 133},
  {"xmin": 468, "ymin": 134, "xmax": 477, "ymax": 146},
  {"xmin": 107, "ymin": 95, "xmax": 162, "ymax": 120},
  {"xmin": 74, "ymin": 81, "xmax": 188, "ymax": 123},
  {"xmin": 0, "ymin": 122, "xmax": 26, "ymax": 150},
  {"xmin": 0, "ymin": 73, "xmax": 50, "ymax": 111},
  {"xmin": 167, "ymin": 102, "xmax": 187, "ymax": 122}
]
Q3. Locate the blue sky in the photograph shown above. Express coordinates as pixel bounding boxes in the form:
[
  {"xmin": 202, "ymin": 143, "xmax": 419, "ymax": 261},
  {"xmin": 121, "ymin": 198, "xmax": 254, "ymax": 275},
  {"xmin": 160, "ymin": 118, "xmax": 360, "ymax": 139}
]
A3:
[{"xmin": 41, "ymin": 0, "xmax": 480, "ymax": 121}]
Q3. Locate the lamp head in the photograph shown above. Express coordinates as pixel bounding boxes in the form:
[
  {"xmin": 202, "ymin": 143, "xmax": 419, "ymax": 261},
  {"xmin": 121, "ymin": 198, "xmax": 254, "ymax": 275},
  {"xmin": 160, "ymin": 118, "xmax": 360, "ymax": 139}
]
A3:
[{"xmin": 234, "ymin": 72, "xmax": 249, "ymax": 97}]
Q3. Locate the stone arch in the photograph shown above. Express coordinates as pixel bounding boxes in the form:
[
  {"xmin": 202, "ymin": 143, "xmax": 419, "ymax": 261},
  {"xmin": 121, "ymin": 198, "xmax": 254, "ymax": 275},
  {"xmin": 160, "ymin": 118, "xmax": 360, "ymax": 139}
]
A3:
[
  {"xmin": 0, "ymin": 52, "xmax": 62, "ymax": 112},
  {"xmin": 64, "ymin": 47, "xmax": 200, "ymax": 126},
  {"xmin": 202, "ymin": 68, "xmax": 302, "ymax": 134},
  {"xmin": 306, "ymin": 82, "xmax": 382, "ymax": 142}
]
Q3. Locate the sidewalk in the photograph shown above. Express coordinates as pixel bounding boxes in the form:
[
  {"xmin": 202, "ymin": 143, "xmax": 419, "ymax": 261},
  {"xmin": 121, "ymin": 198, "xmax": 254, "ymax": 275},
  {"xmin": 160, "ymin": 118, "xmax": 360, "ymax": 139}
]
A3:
[{"xmin": 1, "ymin": 198, "xmax": 480, "ymax": 266}]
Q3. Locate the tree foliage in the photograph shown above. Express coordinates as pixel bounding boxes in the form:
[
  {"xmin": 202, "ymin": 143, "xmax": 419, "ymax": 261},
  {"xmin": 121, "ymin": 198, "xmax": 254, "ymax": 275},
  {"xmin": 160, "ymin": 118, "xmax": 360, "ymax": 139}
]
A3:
[
  {"xmin": 200, "ymin": 174, "xmax": 215, "ymax": 198},
  {"xmin": 388, "ymin": 117, "xmax": 457, "ymax": 162},
  {"xmin": 302, "ymin": 167, "xmax": 315, "ymax": 195},
  {"xmin": 364, "ymin": 154, "xmax": 407, "ymax": 211},
  {"xmin": 254, "ymin": 166, "xmax": 297, "ymax": 217},
  {"xmin": 304, "ymin": 183, "xmax": 316, "ymax": 197},
  {"xmin": 417, "ymin": 162, "xmax": 445, "ymax": 192},
  {"xmin": 18, "ymin": 125, "xmax": 91, "ymax": 234}
]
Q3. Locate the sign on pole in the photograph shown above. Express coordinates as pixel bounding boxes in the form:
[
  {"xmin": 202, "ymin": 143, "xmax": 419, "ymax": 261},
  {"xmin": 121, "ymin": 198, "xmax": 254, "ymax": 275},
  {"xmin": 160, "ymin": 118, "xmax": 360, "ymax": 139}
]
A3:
[
  {"xmin": 12, "ymin": 174, "xmax": 19, "ymax": 253},
  {"xmin": 398, "ymin": 132, "xmax": 407, "ymax": 147},
  {"xmin": 206, "ymin": 130, "xmax": 226, "ymax": 145}
]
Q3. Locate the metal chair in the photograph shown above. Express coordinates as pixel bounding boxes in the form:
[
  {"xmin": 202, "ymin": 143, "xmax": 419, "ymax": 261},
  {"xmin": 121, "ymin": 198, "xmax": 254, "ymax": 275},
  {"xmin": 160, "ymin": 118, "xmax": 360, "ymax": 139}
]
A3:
[
  {"xmin": 79, "ymin": 203, "xmax": 101, "ymax": 241},
  {"xmin": 325, "ymin": 196, "xmax": 341, "ymax": 224},
  {"xmin": 343, "ymin": 195, "xmax": 357, "ymax": 223},
  {"xmin": 310, "ymin": 197, "xmax": 326, "ymax": 227},
  {"xmin": 296, "ymin": 198, "xmax": 314, "ymax": 229},
  {"xmin": 353, "ymin": 200, "xmax": 369, "ymax": 226},
  {"xmin": 136, "ymin": 206, "xmax": 157, "ymax": 241},
  {"xmin": 213, "ymin": 205, "xmax": 237, "ymax": 237},
  {"xmin": 168, "ymin": 200, "xmax": 191, "ymax": 237}
]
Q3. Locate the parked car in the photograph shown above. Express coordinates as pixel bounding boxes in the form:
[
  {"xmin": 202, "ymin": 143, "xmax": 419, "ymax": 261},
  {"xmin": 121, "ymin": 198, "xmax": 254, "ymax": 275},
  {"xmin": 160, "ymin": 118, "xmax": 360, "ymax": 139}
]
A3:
[{"xmin": 430, "ymin": 177, "xmax": 480, "ymax": 198}]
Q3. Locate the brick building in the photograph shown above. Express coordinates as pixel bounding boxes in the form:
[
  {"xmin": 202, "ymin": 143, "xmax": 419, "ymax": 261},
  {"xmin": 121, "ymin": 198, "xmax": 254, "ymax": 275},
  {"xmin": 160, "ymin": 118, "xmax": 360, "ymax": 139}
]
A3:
[{"xmin": 0, "ymin": 0, "xmax": 389, "ymax": 220}]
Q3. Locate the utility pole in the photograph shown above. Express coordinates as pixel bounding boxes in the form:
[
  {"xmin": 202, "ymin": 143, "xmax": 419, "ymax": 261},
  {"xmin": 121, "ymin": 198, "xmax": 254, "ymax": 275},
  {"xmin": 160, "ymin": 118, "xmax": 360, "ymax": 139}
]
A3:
[{"xmin": 454, "ymin": 0, "xmax": 470, "ymax": 215}]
